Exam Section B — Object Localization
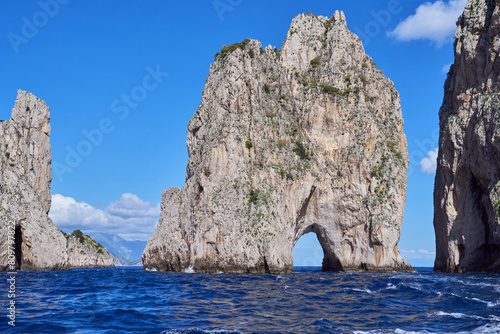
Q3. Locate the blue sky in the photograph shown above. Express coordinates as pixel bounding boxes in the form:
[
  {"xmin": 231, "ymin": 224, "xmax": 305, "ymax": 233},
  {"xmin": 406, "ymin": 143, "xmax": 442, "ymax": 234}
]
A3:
[{"xmin": 0, "ymin": 0, "xmax": 467, "ymax": 267}]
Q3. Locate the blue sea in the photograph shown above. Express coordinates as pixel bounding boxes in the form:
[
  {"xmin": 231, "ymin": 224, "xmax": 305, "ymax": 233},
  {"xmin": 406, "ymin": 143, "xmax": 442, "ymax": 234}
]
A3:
[{"xmin": 0, "ymin": 267, "xmax": 499, "ymax": 333}]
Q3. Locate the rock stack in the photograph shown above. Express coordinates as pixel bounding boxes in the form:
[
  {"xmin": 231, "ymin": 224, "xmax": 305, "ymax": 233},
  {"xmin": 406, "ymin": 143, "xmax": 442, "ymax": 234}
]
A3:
[
  {"xmin": 144, "ymin": 11, "xmax": 412, "ymax": 273},
  {"xmin": 0, "ymin": 90, "xmax": 113, "ymax": 270}
]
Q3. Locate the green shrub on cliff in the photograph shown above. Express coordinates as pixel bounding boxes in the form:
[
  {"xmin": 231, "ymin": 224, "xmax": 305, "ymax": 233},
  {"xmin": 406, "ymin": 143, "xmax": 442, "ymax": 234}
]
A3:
[
  {"xmin": 72, "ymin": 229, "xmax": 85, "ymax": 244},
  {"xmin": 70, "ymin": 229, "xmax": 105, "ymax": 254},
  {"xmin": 292, "ymin": 140, "xmax": 311, "ymax": 160},
  {"xmin": 310, "ymin": 56, "xmax": 321, "ymax": 67},
  {"xmin": 249, "ymin": 189, "xmax": 259, "ymax": 204},
  {"xmin": 216, "ymin": 38, "xmax": 251, "ymax": 59},
  {"xmin": 263, "ymin": 84, "xmax": 270, "ymax": 93}
]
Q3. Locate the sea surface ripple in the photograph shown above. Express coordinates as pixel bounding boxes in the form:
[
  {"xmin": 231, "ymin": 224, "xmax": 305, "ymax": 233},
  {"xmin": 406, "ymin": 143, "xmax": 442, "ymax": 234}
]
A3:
[{"xmin": 0, "ymin": 267, "xmax": 499, "ymax": 333}]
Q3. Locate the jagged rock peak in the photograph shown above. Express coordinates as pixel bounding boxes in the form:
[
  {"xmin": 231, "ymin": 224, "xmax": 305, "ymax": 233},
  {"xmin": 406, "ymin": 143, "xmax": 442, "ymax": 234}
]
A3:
[
  {"xmin": 434, "ymin": 0, "xmax": 500, "ymax": 273},
  {"xmin": 144, "ymin": 11, "xmax": 412, "ymax": 273}
]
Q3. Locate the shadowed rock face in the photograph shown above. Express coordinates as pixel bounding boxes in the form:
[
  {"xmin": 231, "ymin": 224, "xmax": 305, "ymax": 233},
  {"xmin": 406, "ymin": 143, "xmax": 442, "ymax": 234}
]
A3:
[
  {"xmin": 434, "ymin": 0, "xmax": 500, "ymax": 273},
  {"xmin": 0, "ymin": 90, "xmax": 114, "ymax": 270},
  {"xmin": 144, "ymin": 11, "xmax": 412, "ymax": 273}
]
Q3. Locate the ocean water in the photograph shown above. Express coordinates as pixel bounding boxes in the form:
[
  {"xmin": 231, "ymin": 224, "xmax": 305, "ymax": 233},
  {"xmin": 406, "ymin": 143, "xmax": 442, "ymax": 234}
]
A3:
[{"xmin": 0, "ymin": 267, "xmax": 499, "ymax": 333}]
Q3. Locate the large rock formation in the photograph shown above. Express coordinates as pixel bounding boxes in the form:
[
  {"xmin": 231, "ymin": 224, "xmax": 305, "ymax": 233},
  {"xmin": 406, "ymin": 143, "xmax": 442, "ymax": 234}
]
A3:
[
  {"xmin": 434, "ymin": 0, "xmax": 500, "ymax": 273},
  {"xmin": 0, "ymin": 90, "xmax": 68, "ymax": 270},
  {"xmin": 0, "ymin": 90, "xmax": 113, "ymax": 270},
  {"xmin": 65, "ymin": 230, "xmax": 114, "ymax": 268},
  {"xmin": 144, "ymin": 11, "xmax": 412, "ymax": 273}
]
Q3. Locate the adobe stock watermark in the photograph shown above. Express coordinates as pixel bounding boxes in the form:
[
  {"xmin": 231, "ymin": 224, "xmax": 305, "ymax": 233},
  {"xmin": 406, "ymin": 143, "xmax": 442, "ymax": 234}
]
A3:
[
  {"xmin": 213, "ymin": 0, "xmax": 242, "ymax": 21},
  {"xmin": 352, "ymin": 0, "xmax": 410, "ymax": 46},
  {"xmin": 6, "ymin": 221, "xmax": 17, "ymax": 327},
  {"xmin": 53, "ymin": 64, "xmax": 169, "ymax": 182},
  {"xmin": 7, "ymin": 0, "xmax": 71, "ymax": 54}
]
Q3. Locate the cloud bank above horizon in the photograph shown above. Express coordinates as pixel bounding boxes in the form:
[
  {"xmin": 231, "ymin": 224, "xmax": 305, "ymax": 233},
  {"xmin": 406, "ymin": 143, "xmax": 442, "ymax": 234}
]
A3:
[{"xmin": 49, "ymin": 193, "xmax": 160, "ymax": 241}]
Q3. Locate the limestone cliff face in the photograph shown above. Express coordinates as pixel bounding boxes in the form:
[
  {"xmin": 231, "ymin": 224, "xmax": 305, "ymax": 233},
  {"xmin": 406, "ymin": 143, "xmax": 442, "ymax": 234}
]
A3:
[
  {"xmin": 65, "ymin": 230, "xmax": 114, "ymax": 268},
  {"xmin": 0, "ymin": 91, "xmax": 113, "ymax": 270},
  {"xmin": 144, "ymin": 11, "xmax": 412, "ymax": 273},
  {"xmin": 434, "ymin": 0, "xmax": 500, "ymax": 273},
  {"xmin": 0, "ymin": 90, "xmax": 68, "ymax": 270}
]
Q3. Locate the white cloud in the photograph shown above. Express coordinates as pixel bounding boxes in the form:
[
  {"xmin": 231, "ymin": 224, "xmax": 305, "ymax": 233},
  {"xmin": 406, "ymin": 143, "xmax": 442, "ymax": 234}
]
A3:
[
  {"xmin": 420, "ymin": 148, "xmax": 439, "ymax": 174},
  {"xmin": 388, "ymin": 0, "xmax": 467, "ymax": 46},
  {"xmin": 106, "ymin": 193, "xmax": 160, "ymax": 218},
  {"xmin": 49, "ymin": 193, "xmax": 159, "ymax": 241},
  {"xmin": 49, "ymin": 194, "xmax": 108, "ymax": 228},
  {"xmin": 401, "ymin": 248, "xmax": 436, "ymax": 260},
  {"xmin": 419, "ymin": 249, "xmax": 436, "ymax": 255}
]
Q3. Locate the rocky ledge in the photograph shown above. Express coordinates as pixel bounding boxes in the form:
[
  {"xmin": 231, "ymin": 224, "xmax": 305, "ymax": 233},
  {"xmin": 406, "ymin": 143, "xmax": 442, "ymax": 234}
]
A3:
[{"xmin": 143, "ymin": 11, "xmax": 413, "ymax": 273}]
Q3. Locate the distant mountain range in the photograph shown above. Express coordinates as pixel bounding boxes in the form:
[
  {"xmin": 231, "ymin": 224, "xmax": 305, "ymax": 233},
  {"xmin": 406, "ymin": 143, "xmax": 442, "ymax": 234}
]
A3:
[
  {"xmin": 89, "ymin": 232, "xmax": 146, "ymax": 265},
  {"xmin": 112, "ymin": 254, "xmax": 142, "ymax": 266}
]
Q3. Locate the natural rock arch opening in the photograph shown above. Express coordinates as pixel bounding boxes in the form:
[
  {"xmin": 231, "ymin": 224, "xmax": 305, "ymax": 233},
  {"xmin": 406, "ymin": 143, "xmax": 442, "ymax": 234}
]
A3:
[
  {"xmin": 15, "ymin": 225, "xmax": 23, "ymax": 269},
  {"xmin": 292, "ymin": 232, "xmax": 323, "ymax": 268},
  {"xmin": 293, "ymin": 224, "xmax": 343, "ymax": 272}
]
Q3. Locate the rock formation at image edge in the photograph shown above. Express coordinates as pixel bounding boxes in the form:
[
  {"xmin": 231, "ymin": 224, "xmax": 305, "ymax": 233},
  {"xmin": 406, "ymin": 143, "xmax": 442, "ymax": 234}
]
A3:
[
  {"xmin": 434, "ymin": 0, "xmax": 500, "ymax": 273},
  {"xmin": 0, "ymin": 90, "xmax": 113, "ymax": 270},
  {"xmin": 143, "ymin": 11, "xmax": 413, "ymax": 273}
]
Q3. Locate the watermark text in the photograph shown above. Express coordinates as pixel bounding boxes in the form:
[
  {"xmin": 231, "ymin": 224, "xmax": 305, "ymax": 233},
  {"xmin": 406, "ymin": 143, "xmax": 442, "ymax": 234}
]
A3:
[
  {"xmin": 213, "ymin": 0, "xmax": 242, "ymax": 21},
  {"xmin": 7, "ymin": 0, "xmax": 71, "ymax": 54},
  {"xmin": 6, "ymin": 221, "xmax": 17, "ymax": 326}
]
